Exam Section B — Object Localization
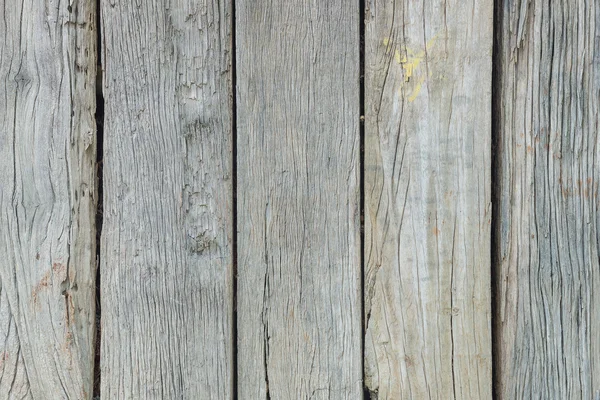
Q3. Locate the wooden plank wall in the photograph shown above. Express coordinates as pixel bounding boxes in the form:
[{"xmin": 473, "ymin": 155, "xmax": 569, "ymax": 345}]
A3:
[
  {"xmin": 1, "ymin": 0, "xmax": 599, "ymax": 398},
  {"xmin": 0, "ymin": 0, "xmax": 98, "ymax": 398}
]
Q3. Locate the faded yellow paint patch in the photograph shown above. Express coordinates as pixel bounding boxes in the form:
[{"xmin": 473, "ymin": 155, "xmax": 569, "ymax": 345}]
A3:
[
  {"xmin": 401, "ymin": 49, "xmax": 421, "ymax": 82},
  {"xmin": 392, "ymin": 32, "xmax": 441, "ymax": 102},
  {"xmin": 394, "ymin": 49, "xmax": 402, "ymax": 64},
  {"xmin": 399, "ymin": 34, "xmax": 439, "ymax": 82},
  {"xmin": 407, "ymin": 75, "xmax": 426, "ymax": 102}
]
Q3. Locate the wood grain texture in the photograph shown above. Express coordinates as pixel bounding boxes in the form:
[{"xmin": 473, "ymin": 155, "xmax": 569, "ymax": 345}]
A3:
[
  {"xmin": 235, "ymin": 1, "xmax": 361, "ymax": 398},
  {"xmin": 100, "ymin": 0, "xmax": 233, "ymax": 397},
  {"xmin": 495, "ymin": 0, "xmax": 600, "ymax": 398},
  {"xmin": 0, "ymin": 0, "xmax": 97, "ymax": 398},
  {"xmin": 364, "ymin": 0, "xmax": 493, "ymax": 398}
]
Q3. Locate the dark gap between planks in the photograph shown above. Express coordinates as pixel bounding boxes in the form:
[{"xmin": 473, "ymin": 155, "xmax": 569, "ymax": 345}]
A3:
[
  {"xmin": 359, "ymin": 0, "xmax": 368, "ymax": 398},
  {"xmin": 90, "ymin": 1, "xmax": 368, "ymax": 397},
  {"xmin": 93, "ymin": 0, "xmax": 104, "ymax": 396},
  {"xmin": 231, "ymin": 0, "xmax": 239, "ymax": 397},
  {"xmin": 490, "ymin": 0, "xmax": 502, "ymax": 398}
]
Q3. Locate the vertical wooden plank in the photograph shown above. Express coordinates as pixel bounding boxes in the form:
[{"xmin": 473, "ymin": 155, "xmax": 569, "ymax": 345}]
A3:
[
  {"xmin": 495, "ymin": 1, "xmax": 600, "ymax": 398},
  {"xmin": 100, "ymin": 0, "xmax": 233, "ymax": 397},
  {"xmin": 0, "ymin": 0, "xmax": 97, "ymax": 397},
  {"xmin": 364, "ymin": 0, "xmax": 493, "ymax": 398},
  {"xmin": 236, "ymin": 1, "xmax": 361, "ymax": 398}
]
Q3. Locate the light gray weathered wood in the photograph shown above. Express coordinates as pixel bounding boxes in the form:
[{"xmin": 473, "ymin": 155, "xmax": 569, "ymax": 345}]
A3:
[
  {"xmin": 236, "ymin": 0, "xmax": 362, "ymax": 398},
  {"xmin": 495, "ymin": 0, "xmax": 600, "ymax": 398},
  {"xmin": 364, "ymin": 0, "xmax": 493, "ymax": 398},
  {"xmin": 100, "ymin": 0, "xmax": 233, "ymax": 397},
  {"xmin": 0, "ymin": 0, "xmax": 98, "ymax": 397}
]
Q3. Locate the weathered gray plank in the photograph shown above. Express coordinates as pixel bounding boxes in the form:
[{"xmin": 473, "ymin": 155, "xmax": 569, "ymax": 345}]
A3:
[
  {"xmin": 0, "ymin": 0, "xmax": 97, "ymax": 397},
  {"xmin": 100, "ymin": 0, "xmax": 233, "ymax": 398},
  {"xmin": 495, "ymin": 1, "xmax": 600, "ymax": 398},
  {"xmin": 235, "ymin": 1, "xmax": 361, "ymax": 398},
  {"xmin": 364, "ymin": 0, "xmax": 493, "ymax": 398}
]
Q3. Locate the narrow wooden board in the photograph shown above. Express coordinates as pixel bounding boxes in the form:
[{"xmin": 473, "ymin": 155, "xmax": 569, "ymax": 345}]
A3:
[
  {"xmin": 364, "ymin": 0, "xmax": 493, "ymax": 398},
  {"xmin": 495, "ymin": 1, "xmax": 600, "ymax": 398},
  {"xmin": 235, "ymin": 1, "xmax": 362, "ymax": 398},
  {"xmin": 100, "ymin": 0, "xmax": 233, "ymax": 397},
  {"xmin": 0, "ymin": 0, "xmax": 97, "ymax": 397}
]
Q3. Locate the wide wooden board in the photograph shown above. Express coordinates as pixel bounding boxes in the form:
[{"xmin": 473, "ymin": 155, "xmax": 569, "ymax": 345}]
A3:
[
  {"xmin": 0, "ymin": 0, "xmax": 98, "ymax": 397},
  {"xmin": 100, "ymin": 0, "xmax": 233, "ymax": 397},
  {"xmin": 235, "ymin": 0, "xmax": 362, "ymax": 398},
  {"xmin": 364, "ymin": 0, "xmax": 493, "ymax": 398},
  {"xmin": 495, "ymin": 0, "xmax": 600, "ymax": 398}
]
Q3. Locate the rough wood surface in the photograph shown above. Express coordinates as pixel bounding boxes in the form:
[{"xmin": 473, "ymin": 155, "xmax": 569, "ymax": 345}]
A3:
[
  {"xmin": 235, "ymin": 1, "xmax": 362, "ymax": 398},
  {"xmin": 0, "ymin": 0, "xmax": 97, "ymax": 398},
  {"xmin": 363, "ymin": 0, "xmax": 493, "ymax": 398},
  {"xmin": 495, "ymin": 0, "xmax": 600, "ymax": 398},
  {"xmin": 100, "ymin": 0, "xmax": 233, "ymax": 397}
]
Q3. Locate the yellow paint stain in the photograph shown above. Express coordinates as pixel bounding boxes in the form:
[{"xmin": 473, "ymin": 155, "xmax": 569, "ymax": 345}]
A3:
[
  {"xmin": 408, "ymin": 75, "xmax": 426, "ymax": 102},
  {"xmin": 400, "ymin": 34, "xmax": 439, "ymax": 82},
  {"xmin": 393, "ymin": 32, "xmax": 441, "ymax": 101},
  {"xmin": 401, "ymin": 50, "xmax": 422, "ymax": 82},
  {"xmin": 394, "ymin": 49, "xmax": 402, "ymax": 64},
  {"xmin": 425, "ymin": 33, "xmax": 439, "ymax": 51}
]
